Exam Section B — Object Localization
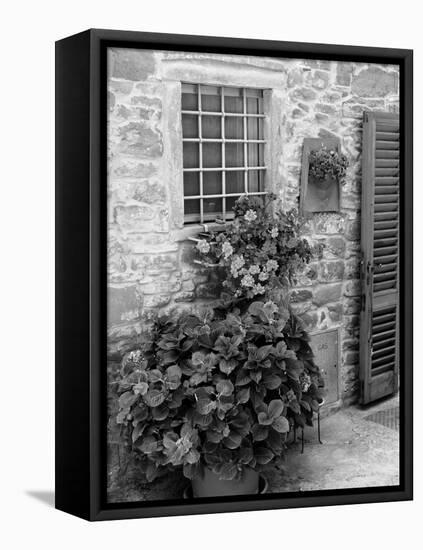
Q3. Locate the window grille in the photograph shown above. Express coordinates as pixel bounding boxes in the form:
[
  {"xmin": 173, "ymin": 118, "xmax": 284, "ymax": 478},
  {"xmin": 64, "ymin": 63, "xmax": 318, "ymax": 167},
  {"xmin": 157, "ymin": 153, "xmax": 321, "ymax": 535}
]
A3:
[{"xmin": 181, "ymin": 83, "xmax": 267, "ymax": 224}]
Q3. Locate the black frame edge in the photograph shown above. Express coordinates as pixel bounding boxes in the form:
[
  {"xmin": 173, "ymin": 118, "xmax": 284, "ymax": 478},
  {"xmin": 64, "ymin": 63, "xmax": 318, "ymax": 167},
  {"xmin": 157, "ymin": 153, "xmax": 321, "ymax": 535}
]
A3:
[{"xmin": 55, "ymin": 30, "xmax": 92, "ymax": 520}]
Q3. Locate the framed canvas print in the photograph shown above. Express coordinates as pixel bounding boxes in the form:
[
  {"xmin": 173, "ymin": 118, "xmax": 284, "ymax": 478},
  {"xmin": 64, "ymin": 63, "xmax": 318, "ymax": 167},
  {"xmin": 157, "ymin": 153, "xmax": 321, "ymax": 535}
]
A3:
[{"xmin": 55, "ymin": 29, "xmax": 413, "ymax": 521}]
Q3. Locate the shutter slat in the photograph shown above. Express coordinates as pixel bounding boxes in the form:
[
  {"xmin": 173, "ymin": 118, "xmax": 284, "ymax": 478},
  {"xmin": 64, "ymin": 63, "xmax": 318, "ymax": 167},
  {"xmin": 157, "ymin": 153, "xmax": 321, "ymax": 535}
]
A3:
[
  {"xmin": 375, "ymin": 140, "xmax": 399, "ymax": 150},
  {"xmin": 373, "ymin": 238, "xmax": 398, "ymax": 248},
  {"xmin": 371, "ymin": 363, "xmax": 396, "ymax": 376},
  {"xmin": 374, "ymin": 273, "xmax": 397, "ymax": 284},
  {"xmin": 374, "ymin": 261, "xmax": 397, "ymax": 272},
  {"xmin": 375, "ymin": 159, "xmax": 399, "ymax": 168},
  {"xmin": 375, "ymin": 168, "xmax": 399, "ymax": 177},
  {"xmin": 375, "ymin": 149, "xmax": 399, "ymax": 159},
  {"xmin": 376, "ymin": 131, "xmax": 399, "ymax": 141},
  {"xmin": 374, "ymin": 281, "xmax": 396, "ymax": 292},
  {"xmin": 374, "ymin": 186, "xmax": 398, "ymax": 194},
  {"xmin": 372, "ymin": 350, "xmax": 395, "ymax": 361},
  {"xmin": 372, "ymin": 329, "xmax": 396, "ymax": 343},
  {"xmin": 374, "ymin": 195, "xmax": 399, "ymax": 203},
  {"xmin": 375, "ymin": 177, "xmax": 399, "ymax": 185},
  {"xmin": 375, "ymin": 122, "xmax": 399, "ymax": 133},
  {"xmin": 374, "ymin": 203, "xmax": 399, "ymax": 212},
  {"xmin": 373, "ymin": 338, "xmax": 396, "ymax": 351}
]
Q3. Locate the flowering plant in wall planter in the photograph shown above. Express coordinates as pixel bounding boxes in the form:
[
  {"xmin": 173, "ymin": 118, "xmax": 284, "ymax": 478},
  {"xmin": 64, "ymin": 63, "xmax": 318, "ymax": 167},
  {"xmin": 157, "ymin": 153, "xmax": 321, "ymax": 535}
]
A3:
[
  {"xmin": 112, "ymin": 194, "xmax": 324, "ymax": 497},
  {"xmin": 308, "ymin": 146, "xmax": 349, "ymax": 185}
]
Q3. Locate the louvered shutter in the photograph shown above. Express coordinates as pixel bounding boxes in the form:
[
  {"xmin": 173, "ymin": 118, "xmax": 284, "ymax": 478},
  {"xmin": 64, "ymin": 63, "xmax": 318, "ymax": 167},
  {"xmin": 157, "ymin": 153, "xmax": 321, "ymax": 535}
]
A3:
[{"xmin": 360, "ymin": 111, "xmax": 399, "ymax": 404}]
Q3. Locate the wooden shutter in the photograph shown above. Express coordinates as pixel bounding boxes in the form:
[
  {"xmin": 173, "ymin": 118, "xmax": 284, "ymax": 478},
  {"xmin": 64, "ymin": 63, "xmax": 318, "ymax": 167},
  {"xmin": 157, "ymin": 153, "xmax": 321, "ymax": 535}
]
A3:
[{"xmin": 360, "ymin": 111, "xmax": 400, "ymax": 404}]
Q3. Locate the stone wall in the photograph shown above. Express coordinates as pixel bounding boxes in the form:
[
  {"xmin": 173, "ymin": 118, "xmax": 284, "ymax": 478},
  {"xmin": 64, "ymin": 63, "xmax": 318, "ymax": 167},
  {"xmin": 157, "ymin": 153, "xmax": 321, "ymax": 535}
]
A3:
[{"xmin": 107, "ymin": 48, "xmax": 399, "ymax": 406}]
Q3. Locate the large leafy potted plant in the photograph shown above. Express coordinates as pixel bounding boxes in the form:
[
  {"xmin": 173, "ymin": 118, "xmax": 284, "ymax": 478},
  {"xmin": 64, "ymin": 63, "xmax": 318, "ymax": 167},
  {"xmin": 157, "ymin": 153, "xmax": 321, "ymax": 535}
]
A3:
[{"xmin": 112, "ymin": 194, "xmax": 324, "ymax": 497}]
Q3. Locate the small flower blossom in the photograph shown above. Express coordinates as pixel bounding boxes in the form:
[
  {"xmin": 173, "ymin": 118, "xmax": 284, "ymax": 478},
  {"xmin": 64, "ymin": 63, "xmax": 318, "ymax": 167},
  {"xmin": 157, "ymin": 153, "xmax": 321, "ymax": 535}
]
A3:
[
  {"xmin": 253, "ymin": 283, "xmax": 265, "ymax": 295},
  {"xmin": 266, "ymin": 259, "xmax": 278, "ymax": 272},
  {"xmin": 196, "ymin": 240, "xmax": 210, "ymax": 254},
  {"xmin": 258, "ymin": 270, "xmax": 269, "ymax": 281},
  {"xmin": 300, "ymin": 373, "xmax": 312, "ymax": 392},
  {"xmin": 249, "ymin": 265, "xmax": 260, "ymax": 275},
  {"xmin": 244, "ymin": 209, "xmax": 257, "ymax": 223},
  {"xmin": 231, "ymin": 255, "xmax": 245, "ymax": 272},
  {"xmin": 221, "ymin": 241, "xmax": 234, "ymax": 259},
  {"xmin": 270, "ymin": 227, "xmax": 279, "ymax": 239},
  {"xmin": 241, "ymin": 274, "xmax": 255, "ymax": 288}
]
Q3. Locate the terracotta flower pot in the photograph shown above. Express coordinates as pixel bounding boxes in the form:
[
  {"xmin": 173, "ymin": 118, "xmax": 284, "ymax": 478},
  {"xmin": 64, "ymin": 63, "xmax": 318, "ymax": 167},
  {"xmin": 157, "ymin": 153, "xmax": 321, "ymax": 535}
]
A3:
[{"xmin": 189, "ymin": 467, "xmax": 264, "ymax": 498}]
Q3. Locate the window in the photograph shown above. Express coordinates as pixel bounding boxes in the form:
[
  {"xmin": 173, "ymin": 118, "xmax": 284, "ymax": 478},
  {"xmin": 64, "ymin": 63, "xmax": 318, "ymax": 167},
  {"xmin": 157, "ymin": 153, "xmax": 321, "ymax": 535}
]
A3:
[{"xmin": 181, "ymin": 84, "xmax": 267, "ymax": 224}]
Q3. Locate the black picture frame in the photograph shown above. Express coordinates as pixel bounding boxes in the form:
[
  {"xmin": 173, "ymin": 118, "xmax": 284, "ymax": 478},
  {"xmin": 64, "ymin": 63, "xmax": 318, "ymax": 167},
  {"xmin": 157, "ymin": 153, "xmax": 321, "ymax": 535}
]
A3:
[{"xmin": 55, "ymin": 28, "xmax": 413, "ymax": 521}]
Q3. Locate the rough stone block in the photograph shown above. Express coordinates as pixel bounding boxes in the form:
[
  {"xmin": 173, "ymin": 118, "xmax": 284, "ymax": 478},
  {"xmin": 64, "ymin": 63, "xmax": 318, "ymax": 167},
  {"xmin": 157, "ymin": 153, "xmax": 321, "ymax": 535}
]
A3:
[
  {"xmin": 174, "ymin": 291, "xmax": 195, "ymax": 303},
  {"xmin": 344, "ymin": 280, "xmax": 361, "ymax": 297},
  {"xmin": 290, "ymin": 87, "xmax": 318, "ymax": 102},
  {"xmin": 112, "ymin": 161, "xmax": 157, "ymax": 179},
  {"xmin": 322, "ymin": 236, "xmax": 346, "ymax": 259},
  {"xmin": 299, "ymin": 311, "xmax": 318, "ymax": 331},
  {"xmin": 343, "ymin": 297, "xmax": 361, "ymax": 315},
  {"xmin": 328, "ymin": 303, "xmax": 343, "ymax": 323},
  {"xmin": 117, "ymin": 122, "xmax": 163, "ymax": 158},
  {"xmin": 290, "ymin": 289, "xmax": 313, "ymax": 303},
  {"xmin": 312, "ymin": 70, "xmax": 330, "ymax": 90},
  {"xmin": 336, "ymin": 63, "xmax": 353, "ymax": 86},
  {"xmin": 108, "ymin": 286, "xmax": 140, "ymax": 324},
  {"xmin": 109, "ymin": 79, "xmax": 134, "ymax": 95},
  {"xmin": 351, "ymin": 67, "xmax": 398, "ymax": 97},
  {"xmin": 342, "ymin": 338, "xmax": 359, "ymax": 352},
  {"xmin": 318, "ymin": 260, "xmax": 345, "ymax": 282},
  {"xmin": 109, "ymin": 49, "xmax": 156, "ymax": 81},
  {"xmin": 345, "ymin": 259, "xmax": 360, "ymax": 280},
  {"xmin": 343, "ymin": 351, "xmax": 359, "ymax": 365},
  {"xmin": 345, "ymin": 219, "xmax": 360, "ymax": 241},
  {"xmin": 313, "ymin": 283, "xmax": 343, "ymax": 306},
  {"xmin": 290, "ymin": 302, "xmax": 312, "ymax": 315},
  {"xmin": 143, "ymin": 294, "xmax": 171, "ymax": 308},
  {"xmin": 314, "ymin": 213, "xmax": 346, "ymax": 234}
]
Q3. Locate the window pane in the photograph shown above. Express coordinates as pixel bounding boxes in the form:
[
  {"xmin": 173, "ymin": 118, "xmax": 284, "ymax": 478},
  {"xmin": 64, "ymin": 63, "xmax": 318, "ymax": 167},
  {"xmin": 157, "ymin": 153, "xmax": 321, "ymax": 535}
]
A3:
[
  {"xmin": 248, "ymin": 171, "xmax": 265, "ymax": 193},
  {"xmin": 184, "ymin": 172, "xmax": 199, "ymax": 196},
  {"xmin": 225, "ymin": 116, "xmax": 243, "ymax": 139},
  {"xmin": 247, "ymin": 117, "xmax": 263, "ymax": 140},
  {"xmin": 203, "ymin": 143, "xmax": 222, "ymax": 168},
  {"xmin": 225, "ymin": 143, "xmax": 244, "ymax": 167},
  {"xmin": 183, "ymin": 143, "xmax": 199, "ymax": 168},
  {"xmin": 226, "ymin": 171, "xmax": 245, "ymax": 195},
  {"xmin": 247, "ymin": 143, "xmax": 264, "ymax": 167},
  {"xmin": 203, "ymin": 171, "xmax": 222, "ymax": 195},
  {"xmin": 201, "ymin": 86, "xmax": 221, "ymax": 112},
  {"xmin": 182, "ymin": 114, "xmax": 198, "ymax": 138},
  {"xmin": 202, "ymin": 116, "xmax": 221, "ymax": 139},
  {"xmin": 226, "ymin": 195, "xmax": 242, "ymax": 212},
  {"xmin": 224, "ymin": 95, "xmax": 243, "ymax": 113},
  {"xmin": 184, "ymin": 199, "xmax": 200, "ymax": 215},
  {"xmin": 203, "ymin": 197, "xmax": 222, "ymax": 215},
  {"xmin": 182, "ymin": 91, "xmax": 198, "ymax": 111}
]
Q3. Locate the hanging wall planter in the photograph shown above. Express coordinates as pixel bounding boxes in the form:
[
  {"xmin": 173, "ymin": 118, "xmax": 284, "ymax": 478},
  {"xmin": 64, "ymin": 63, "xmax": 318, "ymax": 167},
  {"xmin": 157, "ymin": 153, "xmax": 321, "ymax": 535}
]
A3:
[{"xmin": 300, "ymin": 138, "xmax": 349, "ymax": 215}]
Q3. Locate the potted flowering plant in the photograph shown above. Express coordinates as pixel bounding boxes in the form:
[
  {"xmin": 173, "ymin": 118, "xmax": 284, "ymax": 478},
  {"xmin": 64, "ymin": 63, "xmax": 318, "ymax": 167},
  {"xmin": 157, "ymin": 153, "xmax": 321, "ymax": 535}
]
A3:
[
  {"xmin": 308, "ymin": 146, "xmax": 348, "ymax": 189},
  {"xmin": 112, "ymin": 194, "xmax": 324, "ymax": 497},
  {"xmin": 114, "ymin": 300, "xmax": 323, "ymax": 497}
]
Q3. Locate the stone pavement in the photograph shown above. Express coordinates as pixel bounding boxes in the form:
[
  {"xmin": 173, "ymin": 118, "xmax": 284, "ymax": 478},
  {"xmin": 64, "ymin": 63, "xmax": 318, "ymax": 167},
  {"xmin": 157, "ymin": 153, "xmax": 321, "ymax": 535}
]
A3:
[{"xmin": 266, "ymin": 395, "xmax": 400, "ymax": 492}]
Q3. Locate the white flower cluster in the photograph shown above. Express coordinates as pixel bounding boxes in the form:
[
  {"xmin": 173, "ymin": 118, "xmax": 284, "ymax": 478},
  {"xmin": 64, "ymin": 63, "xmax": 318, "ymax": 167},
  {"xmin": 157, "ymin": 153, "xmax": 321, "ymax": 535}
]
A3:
[
  {"xmin": 244, "ymin": 209, "xmax": 257, "ymax": 223},
  {"xmin": 196, "ymin": 240, "xmax": 210, "ymax": 254}
]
